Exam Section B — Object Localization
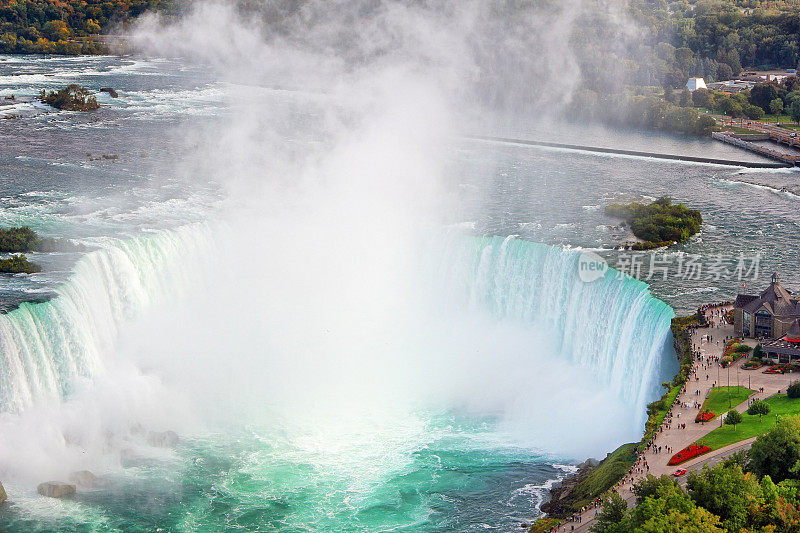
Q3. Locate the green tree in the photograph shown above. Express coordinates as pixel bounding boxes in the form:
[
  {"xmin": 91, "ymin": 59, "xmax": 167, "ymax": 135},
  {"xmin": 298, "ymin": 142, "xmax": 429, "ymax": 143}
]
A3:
[
  {"xmin": 748, "ymin": 415, "xmax": 800, "ymax": 483},
  {"xmin": 747, "ymin": 399, "xmax": 771, "ymax": 422},
  {"xmin": 687, "ymin": 462, "xmax": 763, "ymax": 531},
  {"xmin": 788, "ymin": 381, "xmax": 800, "ymax": 399},
  {"xmin": 631, "ymin": 484, "xmax": 722, "ymax": 532},
  {"xmin": 790, "ymin": 100, "xmax": 800, "ymax": 124},
  {"xmin": 743, "ymin": 104, "xmax": 765, "ymax": 120},
  {"xmin": 725, "ymin": 409, "xmax": 743, "ymax": 429},
  {"xmin": 696, "ymin": 114, "xmax": 716, "ymax": 136},
  {"xmin": 591, "ymin": 491, "xmax": 629, "ymax": 533},
  {"xmin": 693, "ymin": 88, "xmax": 714, "ymax": 109},
  {"xmin": 770, "ymin": 98, "xmax": 785, "ymax": 116},
  {"xmin": 42, "ymin": 20, "xmax": 69, "ymax": 41},
  {"xmin": 679, "ymin": 87, "xmax": 693, "ymax": 107},
  {"xmin": 720, "ymin": 98, "xmax": 743, "ymax": 117},
  {"xmin": 633, "ymin": 475, "xmax": 678, "ymax": 504},
  {"xmin": 753, "ymin": 344, "xmax": 763, "ymax": 359},
  {"xmin": 750, "ymin": 83, "xmax": 781, "ymax": 112},
  {"xmin": 786, "ymin": 90, "xmax": 800, "ymax": 108},
  {"xmin": 717, "ymin": 63, "xmax": 734, "ymax": 81}
]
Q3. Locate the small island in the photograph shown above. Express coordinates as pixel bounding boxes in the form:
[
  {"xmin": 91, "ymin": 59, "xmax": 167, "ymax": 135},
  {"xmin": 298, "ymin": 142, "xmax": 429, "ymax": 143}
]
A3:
[
  {"xmin": 0, "ymin": 227, "xmax": 86, "ymax": 274},
  {"xmin": 0, "ymin": 254, "xmax": 41, "ymax": 274},
  {"xmin": 39, "ymin": 84, "xmax": 99, "ymax": 111},
  {"xmin": 605, "ymin": 196, "xmax": 702, "ymax": 250},
  {"xmin": 0, "ymin": 227, "xmax": 86, "ymax": 254}
]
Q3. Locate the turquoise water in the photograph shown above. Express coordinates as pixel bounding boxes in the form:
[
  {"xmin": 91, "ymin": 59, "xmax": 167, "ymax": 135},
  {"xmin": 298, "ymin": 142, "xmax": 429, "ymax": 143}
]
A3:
[
  {"xmin": 0, "ymin": 416, "xmax": 570, "ymax": 532},
  {"xmin": 0, "ymin": 226, "xmax": 675, "ymax": 531}
]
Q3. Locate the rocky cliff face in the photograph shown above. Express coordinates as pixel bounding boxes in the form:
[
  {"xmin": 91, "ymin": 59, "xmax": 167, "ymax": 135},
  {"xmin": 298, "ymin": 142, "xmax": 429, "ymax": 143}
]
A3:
[{"xmin": 539, "ymin": 459, "xmax": 599, "ymax": 517}]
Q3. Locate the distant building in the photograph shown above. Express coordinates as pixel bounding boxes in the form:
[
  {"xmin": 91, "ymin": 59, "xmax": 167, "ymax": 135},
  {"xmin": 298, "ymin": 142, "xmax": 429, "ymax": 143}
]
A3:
[
  {"xmin": 686, "ymin": 77, "xmax": 707, "ymax": 92},
  {"xmin": 706, "ymin": 80, "xmax": 754, "ymax": 94},
  {"xmin": 734, "ymin": 273, "xmax": 800, "ymax": 339},
  {"xmin": 762, "ymin": 319, "xmax": 800, "ymax": 364}
]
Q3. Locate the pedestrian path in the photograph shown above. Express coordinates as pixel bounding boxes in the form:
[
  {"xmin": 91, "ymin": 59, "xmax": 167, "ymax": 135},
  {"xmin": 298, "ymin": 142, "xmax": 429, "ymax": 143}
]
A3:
[{"xmin": 542, "ymin": 305, "xmax": 797, "ymax": 533}]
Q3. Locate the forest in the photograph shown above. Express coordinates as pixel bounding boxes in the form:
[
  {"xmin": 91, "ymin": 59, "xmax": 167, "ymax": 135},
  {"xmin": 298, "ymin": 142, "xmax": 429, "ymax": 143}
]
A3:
[
  {"xmin": 0, "ymin": 0, "xmax": 799, "ymax": 68},
  {"xmin": 0, "ymin": 0, "xmax": 177, "ymax": 54},
  {"xmin": 567, "ymin": 0, "xmax": 800, "ymax": 134}
]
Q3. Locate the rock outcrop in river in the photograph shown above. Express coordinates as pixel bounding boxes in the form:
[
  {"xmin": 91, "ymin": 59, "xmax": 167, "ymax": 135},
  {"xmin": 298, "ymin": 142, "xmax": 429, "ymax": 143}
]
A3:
[{"xmin": 37, "ymin": 481, "xmax": 76, "ymax": 498}]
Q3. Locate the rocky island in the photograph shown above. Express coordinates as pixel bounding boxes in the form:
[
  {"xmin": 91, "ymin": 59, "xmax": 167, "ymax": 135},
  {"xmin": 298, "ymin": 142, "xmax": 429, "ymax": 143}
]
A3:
[
  {"xmin": 605, "ymin": 196, "xmax": 702, "ymax": 250},
  {"xmin": 39, "ymin": 84, "xmax": 99, "ymax": 111}
]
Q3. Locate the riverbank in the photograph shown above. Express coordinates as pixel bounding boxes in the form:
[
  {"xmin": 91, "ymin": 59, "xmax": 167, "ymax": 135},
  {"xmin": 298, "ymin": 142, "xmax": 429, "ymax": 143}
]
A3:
[
  {"xmin": 532, "ymin": 311, "xmax": 703, "ymax": 530},
  {"xmin": 534, "ymin": 303, "xmax": 800, "ymax": 532}
]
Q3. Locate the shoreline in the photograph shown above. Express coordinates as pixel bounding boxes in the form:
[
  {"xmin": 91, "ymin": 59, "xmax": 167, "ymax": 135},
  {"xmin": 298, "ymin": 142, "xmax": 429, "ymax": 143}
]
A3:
[{"xmin": 533, "ymin": 311, "xmax": 703, "ymax": 529}]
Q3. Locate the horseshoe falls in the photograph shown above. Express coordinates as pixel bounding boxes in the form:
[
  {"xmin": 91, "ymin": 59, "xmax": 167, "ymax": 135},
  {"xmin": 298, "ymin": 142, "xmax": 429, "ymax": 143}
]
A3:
[
  {"xmin": 0, "ymin": 225, "xmax": 212, "ymax": 414},
  {"xmin": 438, "ymin": 235, "xmax": 676, "ymax": 420},
  {"xmin": 0, "ymin": 222, "xmax": 677, "ymax": 532}
]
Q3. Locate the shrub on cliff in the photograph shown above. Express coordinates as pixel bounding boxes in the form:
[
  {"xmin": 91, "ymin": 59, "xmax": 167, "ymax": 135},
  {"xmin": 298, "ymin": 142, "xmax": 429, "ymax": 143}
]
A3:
[{"xmin": 40, "ymin": 85, "xmax": 98, "ymax": 111}]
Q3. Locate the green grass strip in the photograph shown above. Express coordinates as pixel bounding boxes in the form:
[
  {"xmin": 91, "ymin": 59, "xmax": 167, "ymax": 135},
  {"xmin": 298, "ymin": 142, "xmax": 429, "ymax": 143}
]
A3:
[
  {"xmin": 698, "ymin": 394, "xmax": 800, "ymax": 450},
  {"xmin": 699, "ymin": 386, "xmax": 754, "ymax": 420}
]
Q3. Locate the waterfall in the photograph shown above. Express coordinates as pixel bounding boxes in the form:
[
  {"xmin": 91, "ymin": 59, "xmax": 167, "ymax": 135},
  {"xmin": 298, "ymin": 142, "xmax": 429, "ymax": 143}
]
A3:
[
  {"xmin": 438, "ymin": 235, "xmax": 676, "ymax": 417},
  {"xmin": 0, "ymin": 226, "xmax": 674, "ymax": 432},
  {"xmin": 0, "ymin": 224, "xmax": 212, "ymax": 413}
]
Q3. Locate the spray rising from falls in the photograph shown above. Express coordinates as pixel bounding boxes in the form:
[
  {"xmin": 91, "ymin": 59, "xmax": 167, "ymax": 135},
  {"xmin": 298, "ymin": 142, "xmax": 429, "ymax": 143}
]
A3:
[
  {"xmin": 0, "ymin": 225, "xmax": 675, "ymax": 458},
  {"xmin": 0, "ymin": 225, "xmax": 212, "ymax": 413},
  {"xmin": 438, "ymin": 235, "xmax": 676, "ymax": 424}
]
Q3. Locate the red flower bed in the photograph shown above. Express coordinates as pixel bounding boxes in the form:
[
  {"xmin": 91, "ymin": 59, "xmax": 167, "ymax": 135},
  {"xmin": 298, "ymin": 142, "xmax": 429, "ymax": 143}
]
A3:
[
  {"xmin": 695, "ymin": 411, "xmax": 715, "ymax": 423},
  {"xmin": 668, "ymin": 444, "xmax": 711, "ymax": 466}
]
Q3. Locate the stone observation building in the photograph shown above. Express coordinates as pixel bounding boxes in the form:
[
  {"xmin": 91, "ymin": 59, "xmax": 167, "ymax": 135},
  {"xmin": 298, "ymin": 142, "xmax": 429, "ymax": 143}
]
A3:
[
  {"xmin": 734, "ymin": 273, "xmax": 800, "ymax": 339},
  {"xmin": 762, "ymin": 319, "xmax": 800, "ymax": 364}
]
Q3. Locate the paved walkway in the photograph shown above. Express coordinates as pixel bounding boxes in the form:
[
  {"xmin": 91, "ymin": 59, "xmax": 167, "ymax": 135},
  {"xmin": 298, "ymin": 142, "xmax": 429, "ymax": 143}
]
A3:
[{"xmin": 545, "ymin": 305, "xmax": 798, "ymax": 533}]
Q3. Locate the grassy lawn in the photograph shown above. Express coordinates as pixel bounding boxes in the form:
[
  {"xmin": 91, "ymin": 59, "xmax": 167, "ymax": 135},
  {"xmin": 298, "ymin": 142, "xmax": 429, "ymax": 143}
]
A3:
[
  {"xmin": 697, "ymin": 394, "xmax": 800, "ymax": 450},
  {"xmin": 718, "ymin": 125, "xmax": 758, "ymax": 134},
  {"xmin": 655, "ymin": 385, "xmax": 682, "ymax": 423},
  {"xmin": 760, "ymin": 114, "xmax": 792, "ymax": 123},
  {"xmin": 700, "ymin": 386, "xmax": 754, "ymax": 419}
]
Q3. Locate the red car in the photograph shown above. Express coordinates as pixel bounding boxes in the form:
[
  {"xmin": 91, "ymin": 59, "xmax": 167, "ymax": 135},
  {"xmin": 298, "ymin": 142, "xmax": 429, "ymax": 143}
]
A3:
[{"xmin": 672, "ymin": 469, "xmax": 687, "ymax": 477}]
